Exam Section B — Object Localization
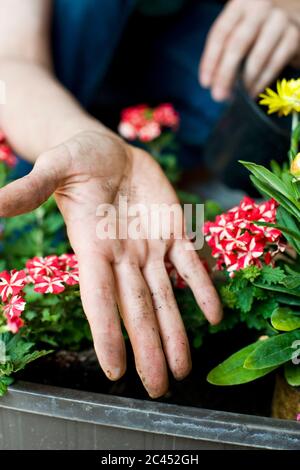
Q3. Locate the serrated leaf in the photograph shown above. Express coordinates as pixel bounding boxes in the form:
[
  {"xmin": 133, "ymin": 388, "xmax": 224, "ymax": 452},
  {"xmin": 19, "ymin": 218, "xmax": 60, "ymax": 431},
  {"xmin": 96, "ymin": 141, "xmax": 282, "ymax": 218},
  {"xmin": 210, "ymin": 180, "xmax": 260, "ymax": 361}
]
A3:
[
  {"xmin": 260, "ymin": 265, "xmax": 286, "ymax": 285},
  {"xmin": 284, "ymin": 362, "xmax": 300, "ymax": 386},
  {"xmin": 236, "ymin": 286, "xmax": 255, "ymax": 313},
  {"xmin": 13, "ymin": 350, "xmax": 51, "ymax": 372},
  {"xmin": 255, "ymin": 298, "xmax": 278, "ymax": 319},
  {"xmin": 207, "ymin": 341, "xmax": 278, "ymax": 385},
  {"xmin": 271, "ymin": 307, "xmax": 300, "ymax": 331},
  {"xmin": 244, "ymin": 330, "xmax": 300, "ymax": 369}
]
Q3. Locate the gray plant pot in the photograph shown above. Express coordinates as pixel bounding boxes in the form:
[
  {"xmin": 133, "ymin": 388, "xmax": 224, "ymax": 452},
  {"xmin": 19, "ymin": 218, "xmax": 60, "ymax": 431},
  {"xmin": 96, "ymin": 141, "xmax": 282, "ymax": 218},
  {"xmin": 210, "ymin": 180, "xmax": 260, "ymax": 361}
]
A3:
[{"xmin": 0, "ymin": 381, "xmax": 299, "ymax": 450}]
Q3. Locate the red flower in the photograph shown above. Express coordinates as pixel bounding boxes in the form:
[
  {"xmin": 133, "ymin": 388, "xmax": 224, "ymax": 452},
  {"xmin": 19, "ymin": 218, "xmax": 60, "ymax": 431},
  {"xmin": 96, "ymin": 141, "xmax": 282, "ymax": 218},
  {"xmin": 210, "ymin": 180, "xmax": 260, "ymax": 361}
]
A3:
[
  {"xmin": 121, "ymin": 104, "xmax": 149, "ymax": 128},
  {"xmin": 58, "ymin": 253, "xmax": 78, "ymax": 269},
  {"xmin": 26, "ymin": 256, "xmax": 61, "ymax": 279},
  {"xmin": 0, "ymin": 270, "xmax": 27, "ymax": 302},
  {"xmin": 6, "ymin": 315, "xmax": 24, "ymax": 334},
  {"xmin": 62, "ymin": 270, "xmax": 79, "ymax": 286},
  {"xmin": 3, "ymin": 295, "xmax": 26, "ymax": 318},
  {"xmin": 203, "ymin": 197, "xmax": 284, "ymax": 275},
  {"xmin": 0, "ymin": 139, "xmax": 17, "ymax": 168},
  {"xmin": 138, "ymin": 121, "xmax": 161, "ymax": 142},
  {"xmin": 153, "ymin": 104, "xmax": 179, "ymax": 128},
  {"xmin": 34, "ymin": 276, "xmax": 65, "ymax": 294},
  {"xmin": 118, "ymin": 103, "xmax": 179, "ymax": 143}
]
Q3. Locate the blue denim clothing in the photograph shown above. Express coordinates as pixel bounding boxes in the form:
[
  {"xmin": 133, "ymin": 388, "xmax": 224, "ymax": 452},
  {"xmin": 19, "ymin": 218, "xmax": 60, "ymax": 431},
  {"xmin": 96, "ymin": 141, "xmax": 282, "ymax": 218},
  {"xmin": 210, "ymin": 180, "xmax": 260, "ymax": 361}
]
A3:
[{"xmin": 14, "ymin": 0, "xmax": 224, "ymax": 178}]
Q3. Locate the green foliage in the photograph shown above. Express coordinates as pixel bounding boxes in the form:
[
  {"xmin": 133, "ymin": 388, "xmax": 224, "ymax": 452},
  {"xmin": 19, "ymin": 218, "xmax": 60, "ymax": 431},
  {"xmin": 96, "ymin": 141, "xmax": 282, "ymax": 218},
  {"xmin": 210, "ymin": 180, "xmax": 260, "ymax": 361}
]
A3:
[
  {"xmin": 216, "ymin": 266, "xmax": 284, "ymax": 332},
  {"xmin": 259, "ymin": 265, "xmax": 286, "ymax": 285},
  {"xmin": 241, "ymin": 161, "xmax": 300, "ymax": 218},
  {"xmin": 271, "ymin": 307, "xmax": 300, "ymax": 331},
  {"xmin": 207, "ymin": 341, "xmax": 278, "ymax": 385},
  {"xmin": 145, "ymin": 131, "xmax": 181, "ymax": 183},
  {"xmin": 2, "ymin": 196, "xmax": 69, "ymax": 270},
  {"xmin": 276, "ymin": 205, "xmax": 300, "ymax": 255},
  {"xmin": 204, "ymin": 200, "xmax": 222, "ymax": 221},
  {"xmin": 176, "ymin": 287, "xmax": 207, "ymax": 348},
  {"xmin": 244, "ymin": 330, "xmax": 300, "ymax": 369},
  {"xmin": 284, "ymin": 362, "xmax": 300, "ymax": 386},
  {"xmin": 0, "ymin": 333, "xmax": 50, "ymax": 396}
]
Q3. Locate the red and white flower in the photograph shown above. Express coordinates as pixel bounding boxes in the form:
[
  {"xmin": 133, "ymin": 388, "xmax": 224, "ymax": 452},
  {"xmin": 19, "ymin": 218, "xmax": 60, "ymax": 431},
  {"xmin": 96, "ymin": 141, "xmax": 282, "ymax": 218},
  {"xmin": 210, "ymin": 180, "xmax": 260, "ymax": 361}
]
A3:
[
  {"xmin": 6, "ymin": 315, "xmax": 24, "ymax": 334},
  {"xmin": 34, "ymin": 276, "xmax": 65, "ymax": 294},
  {"xmin": 3, "ymin": 295, "xmax": 26, "ymax": 318},
  {"xmin": 118, "ymin": 103, "xmax": 179, "ymax": 143},
  {"xmin": 153, "ymin": 103, "xmax": 179, "ymax": 128},
  {"xmin": 26, "ymin": 255, "xmax": 61, "ymax": 279},
  {"xmin": 0, "ymin": 270, "xmax": 27, "ymax": 302},
  {"xmin": 62, "ymin": 270, "xmax": 79, "ymax": 286},
  {"xmin": 138, "ymin": 121, "xmax": 161, "ymax": 142},
  {"xmin": 203, "ymin": 197, "xmax": 284, "ymax": 275},
  {"xmin": 118, "ymin": 121, "xmax": 138, "ymax": 140},
  {"xmin": 58, "ymin": 253, "xmax": 78, "ymax": 270}
]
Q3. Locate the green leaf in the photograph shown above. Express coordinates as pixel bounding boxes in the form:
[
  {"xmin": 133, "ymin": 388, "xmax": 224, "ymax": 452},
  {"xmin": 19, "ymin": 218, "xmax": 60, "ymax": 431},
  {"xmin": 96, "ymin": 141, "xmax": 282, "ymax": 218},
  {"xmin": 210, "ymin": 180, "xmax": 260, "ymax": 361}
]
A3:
[
  {"xmin": 236, "ymin": 286, "xmax": 255, "ymax": 313},
  {"xmin": 207, "ymin": 341, "xmax": 278, "ymax": 385},
  {"xmin": 0, "ymin": 380, "xmax": 8, "ymax": 396},
  {"xmin": 249, "ymin": 175, "xmax": 300, "ymax": 220},
  {"xmin": 255, "ymin": 298, "xmax": 278, "ymax": 319},
  {"xmin": 13, "ymin": 350, "xmax": 51, "ymax": 373},
  {"xmin": 271, "ymin": 307, "xmax": 300, "ymax": 331},
  {"xmin": 260, "ymin": 265, "xmax": 286, "ymax": 286},
  {"xmin": 284, "ymin": 362, "xmax": 300, "ymax": 386},
  {"xmin": 254, "ymin": 281, "xmax": 300, "ymax": 297},
  {"xmin": 240, "ymin": 161, "xmax": 300, "ymax": 208},
  {"xmin": 276, "ymin": 205, "xmax": 300, "ymax": 254},
  {"xmin": 0, "ymin": 375, "xmax": 14, "ymax": 395},
  {"xmin": 244, "ymin": 330, "xmax": 300, "ymax": 369},
  {"xmin": 275, "ymin": 294, "xmax": 300, "ymax": 307}
]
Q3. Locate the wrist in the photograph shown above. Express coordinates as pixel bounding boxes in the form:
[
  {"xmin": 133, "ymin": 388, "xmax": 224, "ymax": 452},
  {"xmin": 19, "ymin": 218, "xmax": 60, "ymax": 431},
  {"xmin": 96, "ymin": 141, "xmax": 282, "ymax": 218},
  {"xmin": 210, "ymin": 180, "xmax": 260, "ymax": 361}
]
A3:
[{"xmin": 45, "ymin": 114, "xmax": 111, "ymax": 150}]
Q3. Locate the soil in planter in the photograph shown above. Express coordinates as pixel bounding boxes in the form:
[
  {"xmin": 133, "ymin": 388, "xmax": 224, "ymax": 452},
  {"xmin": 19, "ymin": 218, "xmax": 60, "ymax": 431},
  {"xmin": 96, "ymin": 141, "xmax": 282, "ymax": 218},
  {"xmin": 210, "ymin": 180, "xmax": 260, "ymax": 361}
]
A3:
[{"xmin": 18, "ymin": 326, "xmax": 274, "ymax": 417}]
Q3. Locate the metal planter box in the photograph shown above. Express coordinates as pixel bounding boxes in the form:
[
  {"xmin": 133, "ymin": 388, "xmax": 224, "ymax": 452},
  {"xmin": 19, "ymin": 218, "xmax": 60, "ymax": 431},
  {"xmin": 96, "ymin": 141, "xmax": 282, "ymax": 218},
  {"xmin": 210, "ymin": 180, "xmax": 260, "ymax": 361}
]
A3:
[{"xmin": 0, "ymin": 381, "xmax": 299, "ymax": 450}]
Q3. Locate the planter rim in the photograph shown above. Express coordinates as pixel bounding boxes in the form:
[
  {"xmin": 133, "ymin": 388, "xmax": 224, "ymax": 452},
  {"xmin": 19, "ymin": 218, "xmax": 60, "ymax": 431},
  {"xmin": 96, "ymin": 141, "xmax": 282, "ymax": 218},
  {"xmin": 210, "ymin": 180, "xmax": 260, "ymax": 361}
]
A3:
[{"xmin": 0, "ymin": 381, "xmax": 299, "ymax": 450}]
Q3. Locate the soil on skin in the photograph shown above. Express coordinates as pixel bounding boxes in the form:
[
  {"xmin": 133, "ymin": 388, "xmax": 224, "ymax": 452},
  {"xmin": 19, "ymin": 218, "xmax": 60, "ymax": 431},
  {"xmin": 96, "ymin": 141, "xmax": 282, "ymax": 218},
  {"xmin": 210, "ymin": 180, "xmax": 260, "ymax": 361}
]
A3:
[{"xmin": 18, "ymin": 326, "xmax": 274, "ymax": 417}]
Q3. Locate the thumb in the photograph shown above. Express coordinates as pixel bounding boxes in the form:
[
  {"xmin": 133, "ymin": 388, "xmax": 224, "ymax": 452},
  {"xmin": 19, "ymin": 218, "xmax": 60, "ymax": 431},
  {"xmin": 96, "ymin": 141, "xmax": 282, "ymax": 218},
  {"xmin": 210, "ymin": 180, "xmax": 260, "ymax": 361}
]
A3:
[{"xmin": 0, "ymin": 160, "xmax": 59, "ymax": 217}]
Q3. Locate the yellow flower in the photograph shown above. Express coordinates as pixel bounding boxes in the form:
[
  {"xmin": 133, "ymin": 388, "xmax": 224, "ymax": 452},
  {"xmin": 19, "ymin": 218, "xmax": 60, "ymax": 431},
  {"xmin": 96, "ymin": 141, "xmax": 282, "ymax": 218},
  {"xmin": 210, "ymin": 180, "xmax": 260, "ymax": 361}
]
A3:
[{"xmin": 259, "ymin": 79, "xmax": 300, "ymax": 116}]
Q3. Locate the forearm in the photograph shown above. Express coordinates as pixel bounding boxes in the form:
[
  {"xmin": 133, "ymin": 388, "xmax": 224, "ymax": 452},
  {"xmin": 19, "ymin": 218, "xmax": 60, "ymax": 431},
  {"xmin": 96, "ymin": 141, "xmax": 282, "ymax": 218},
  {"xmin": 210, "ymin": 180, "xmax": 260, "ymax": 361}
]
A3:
[{"xmin": 0, "ymin": 60, "xmax": 107, "ymax": 162}]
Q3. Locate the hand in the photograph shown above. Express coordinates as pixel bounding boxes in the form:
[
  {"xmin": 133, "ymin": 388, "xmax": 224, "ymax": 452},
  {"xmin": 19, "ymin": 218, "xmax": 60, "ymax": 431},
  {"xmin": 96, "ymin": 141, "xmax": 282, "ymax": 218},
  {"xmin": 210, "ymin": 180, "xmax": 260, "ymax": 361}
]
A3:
[
  {"xmin": 199, "ymin": 0, "xmax": 300, "ymax": 100},
  {"xmin": 0, "ymin": 131, "xmax": 222, "ymax": 398}
]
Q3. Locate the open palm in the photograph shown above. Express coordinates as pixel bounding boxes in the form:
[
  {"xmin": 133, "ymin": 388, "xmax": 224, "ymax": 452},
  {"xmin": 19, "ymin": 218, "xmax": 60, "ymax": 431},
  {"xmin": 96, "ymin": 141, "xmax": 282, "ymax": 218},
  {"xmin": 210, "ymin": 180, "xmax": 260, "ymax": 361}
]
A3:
[{"xmin": 0, "ymin": 131, "xmax": 222, "ymax": 397}]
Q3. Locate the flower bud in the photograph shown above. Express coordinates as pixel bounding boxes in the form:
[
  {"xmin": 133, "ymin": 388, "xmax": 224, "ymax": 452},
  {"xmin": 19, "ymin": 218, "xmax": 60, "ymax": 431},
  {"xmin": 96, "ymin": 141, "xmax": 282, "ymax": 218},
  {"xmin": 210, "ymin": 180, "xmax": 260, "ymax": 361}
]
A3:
[{"xmin": 290, "ymin": 152, "xmax": 300, "ymax": 178}]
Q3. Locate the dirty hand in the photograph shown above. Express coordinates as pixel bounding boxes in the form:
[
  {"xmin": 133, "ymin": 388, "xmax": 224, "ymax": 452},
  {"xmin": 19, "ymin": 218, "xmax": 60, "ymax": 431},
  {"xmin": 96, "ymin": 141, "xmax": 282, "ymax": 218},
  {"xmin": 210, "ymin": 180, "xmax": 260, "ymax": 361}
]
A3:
[
  {"xmin": 0, "ymin": 131, "xmax": 222, "ymax": 398},
  {"xmin": 199, "ymin": 0, "xmax": 300, "ymax": 100}
]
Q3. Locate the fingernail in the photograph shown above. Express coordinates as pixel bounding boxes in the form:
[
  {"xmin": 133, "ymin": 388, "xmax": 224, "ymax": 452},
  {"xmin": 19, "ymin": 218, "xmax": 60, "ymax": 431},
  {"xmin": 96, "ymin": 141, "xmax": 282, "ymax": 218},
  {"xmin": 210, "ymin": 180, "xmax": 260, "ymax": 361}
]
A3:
[
  {"xmin": 212, "ymin": 87, "xmax": 228, "ymax": 102},
  {"xmin": 200, "ymin": 72, "xmax": 211, "ymax": 88},
  {"xmin": 106, "ymin": 367, "xmax": 122, "ymax": 381}
]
